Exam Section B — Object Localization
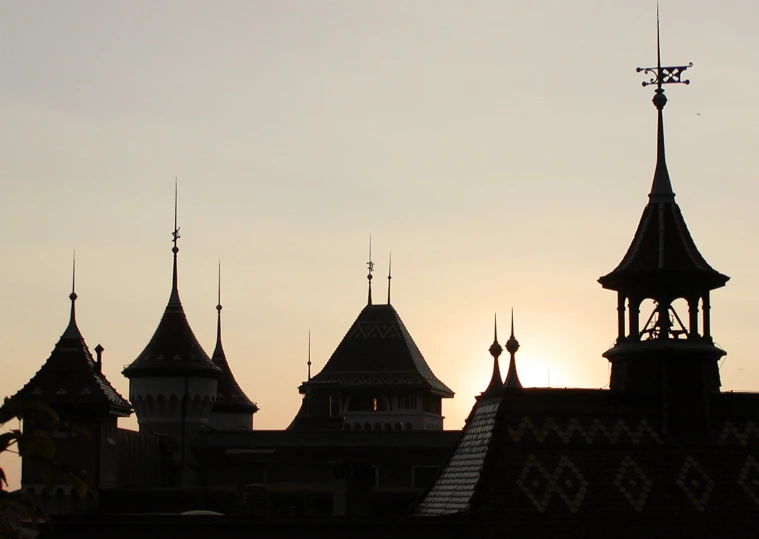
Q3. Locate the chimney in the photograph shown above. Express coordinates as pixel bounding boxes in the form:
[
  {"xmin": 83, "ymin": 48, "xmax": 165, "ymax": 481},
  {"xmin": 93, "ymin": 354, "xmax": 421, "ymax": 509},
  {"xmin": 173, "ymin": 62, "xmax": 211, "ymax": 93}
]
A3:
[{"xmin": 94, "ymin": 344, "xmax": 104, "ymax": 374}]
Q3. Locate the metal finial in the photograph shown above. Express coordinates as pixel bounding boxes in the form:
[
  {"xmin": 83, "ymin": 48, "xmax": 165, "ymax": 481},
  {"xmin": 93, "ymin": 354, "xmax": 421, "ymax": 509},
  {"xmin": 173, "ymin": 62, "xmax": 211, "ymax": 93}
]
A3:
[
  {"xmin": 62, "ymin": 251, "xmax": 82, "ymax": 339},
  {"xmin": 635, "ymin": 9, "xmax": 690, "ymax": 201},
  {"xmin": 387, "ymin": 251, "xmax": 392, "ymax": 304},
  {"xmin": 70, "ymin": 250, "xmax": 77, "ymax": 302},
  {"xmin": 489, "ymin": 313, "xmax": 503, "ymax": 360},
  {"xmin": 636, "ymin": 8, "xmax": 692, "ymax": 97},
  {"xmin": 505, "ymin": 308, "xmax": 520, "ymax": 354},
  {"xmin": 217, "ymin": 259, "xmax": 222, "ymax": 312},
  {"xmin": 169, "ymin": 179, "xmax": 181, "ymax": 305},
  {"xmin": 307, "ymin": 330, "xmax": 312, "ymax": 381},
  {"xmin": 504, "ymin": 308, "xmax": 522, "ymax": 389},
  {"xmin": 483, "ymin": 313, "xmax": 503, "ymax": 395},
  {"xmin": 367, "ymin": 234, "xmax": 374, "ymax": 305}
]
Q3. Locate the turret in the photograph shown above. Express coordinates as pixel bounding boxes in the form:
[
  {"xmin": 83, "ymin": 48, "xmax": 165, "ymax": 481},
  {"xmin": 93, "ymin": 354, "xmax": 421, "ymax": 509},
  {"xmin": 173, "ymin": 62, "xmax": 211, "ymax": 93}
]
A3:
[
  {"xmin": 598, "ymin": 21, "xmax": 728, "ymax": 438},
  {"xmin": 122, "ymin": 185, "xmax": 220, "ymax": 484}
]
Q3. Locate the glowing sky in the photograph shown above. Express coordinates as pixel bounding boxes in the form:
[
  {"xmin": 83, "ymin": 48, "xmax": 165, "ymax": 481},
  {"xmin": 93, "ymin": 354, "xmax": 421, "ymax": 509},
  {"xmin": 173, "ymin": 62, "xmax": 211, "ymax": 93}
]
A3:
[{"xmin": 2, "ymin": 1, "xmax": 758, "ymax": 489}]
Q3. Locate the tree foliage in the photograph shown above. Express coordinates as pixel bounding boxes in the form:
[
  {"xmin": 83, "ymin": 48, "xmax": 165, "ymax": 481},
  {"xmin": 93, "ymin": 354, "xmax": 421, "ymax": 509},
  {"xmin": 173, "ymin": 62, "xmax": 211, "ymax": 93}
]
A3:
[{"xmin": 0, "ymin": 398, "xmax": 95, "ymax": 538}]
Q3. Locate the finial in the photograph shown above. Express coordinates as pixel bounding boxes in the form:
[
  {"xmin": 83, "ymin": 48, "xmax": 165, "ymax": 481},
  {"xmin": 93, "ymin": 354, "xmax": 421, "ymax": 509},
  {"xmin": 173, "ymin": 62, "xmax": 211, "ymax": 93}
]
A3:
[
  {"xmin": 367, "ymin": 234, "xmax": 374, "ymax": 305},
  {"xmin": 483, "ymin": 313, "xmax": 503, "ymax": 395},
  {"xmin": 307, "ymin": 330, "xmax": 312, "ymax": 381},
  {"xmin": 213, "ymin": 259, "xmax": 225, "ymax": 359},
  {"xmin": 504, "ymin": 309, "xmax": 522, "ymax": 389},
  {"xmin": 63, "ymin": 251, "xmax": 82, "ymax": 339},
  {"xmin": 169, "ymin": 179, "xmax": 181, "ymax": 305},
  {"xmin": 387, "ymin": 251, "xmax": 392, "ymax": 304},
  {"xmin": 636, "ymin": 7, "xmax": 692, "ymax": 202}
]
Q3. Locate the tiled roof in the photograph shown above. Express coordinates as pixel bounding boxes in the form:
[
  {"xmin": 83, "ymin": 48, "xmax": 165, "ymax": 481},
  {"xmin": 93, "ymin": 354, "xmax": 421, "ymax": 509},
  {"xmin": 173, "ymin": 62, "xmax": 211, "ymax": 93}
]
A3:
[
  {"xmin": 415, "ymin": 389, "xmax": 759, "ymax": 536},
  {"xmin": 211, "ymin": 339, "xmax": 258, "ymax": 414},
  {"xmin": 13, "ymin": 303, "xmax": 131, "ymax": 415},
  {"xmin": 123, "ymin": 295, "xmax": 221, "ymax": 378},
  {"xmin": 306, "ymin": 304, "xmax": 453, "ymax": 396},
  {"xmin": 599, "ymin": 199, "xmax": 729, "ymax": 292},
  {"xmin": 415, "ymin": 394, "xmax": 500, "ymax": 515}
]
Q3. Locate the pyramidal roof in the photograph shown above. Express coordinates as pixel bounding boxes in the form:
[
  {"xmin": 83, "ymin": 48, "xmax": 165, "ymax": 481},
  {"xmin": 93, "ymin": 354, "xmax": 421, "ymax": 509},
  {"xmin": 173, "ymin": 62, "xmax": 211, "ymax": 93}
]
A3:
[
  {"xmin": 123, "ymin": 211, "xmax": 220, "ymax": 379},
  {"xmin": 210, "ymin": 269, "xmax": 258, "ymax": 414},
  {"xmin": 13, "ymin": 282, "xmax": 131, "ymax": 416},
  {"xmin": 306, "ymin": 303, "xmax": 453, "ymax": 397}
]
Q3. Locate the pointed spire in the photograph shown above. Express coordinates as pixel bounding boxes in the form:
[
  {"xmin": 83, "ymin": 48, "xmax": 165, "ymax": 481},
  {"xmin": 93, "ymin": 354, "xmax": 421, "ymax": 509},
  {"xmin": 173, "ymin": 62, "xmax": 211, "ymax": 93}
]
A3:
[
  {"xmin": 307, "ymin": 330, "xmax": 312, "ymax": 381},
  {"xmin": 169, "ymin": 178, "xmax": 181, "ymax": 306},
  {"xmin": 366, "ymin": 234, "xmax": 374, "ymax": 305},
  {"xmin": 636, "ymin": 7, "xmax": 693, "ymax": 203},
  {"xmin": 387, "ymin": 251, "xmax": 392, "ymax": 305},
  {"xmin": 213, "ymin": 259, "xmax": 225, "ymax": 359},
  {"xmin": 483, "ymin": 314, "xmax": 504, "ymax": 395},
  {"xmin": 504, "ymin": 309, "xmax": 522, "ymax": 389},
  {"xmin": 62, "ymin": 251, "xmax": 82, "ymax": 339}
]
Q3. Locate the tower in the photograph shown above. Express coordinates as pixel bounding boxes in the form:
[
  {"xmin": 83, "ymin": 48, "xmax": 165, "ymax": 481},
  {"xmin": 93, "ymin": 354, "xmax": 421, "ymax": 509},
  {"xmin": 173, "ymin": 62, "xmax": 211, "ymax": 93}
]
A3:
[
  {"xmin": 598, "ymin": 21, "xmax": 729, "ymax": 437},
  {"xmin": 208, "ymin": 262, "xmax": 259, "ymax": 430},
  {"xmin": 122, "ymin": 186, "xmax": 221, "ymax": 483},
  {"xmin": 12, "ymin": 258, "xmax": 131, "ymax": 511},
  {"xmin": 290, "ymin": 251, "xmax": 454, "ymax": 431}
]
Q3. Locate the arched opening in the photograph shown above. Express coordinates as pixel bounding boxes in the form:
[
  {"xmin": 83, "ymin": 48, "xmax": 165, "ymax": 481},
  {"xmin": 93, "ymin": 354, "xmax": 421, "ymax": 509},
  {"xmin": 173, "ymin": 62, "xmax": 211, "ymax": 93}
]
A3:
[
  {"xmin": 354, "ymin": 422, "xmax": 362, "ymax": 431},
  {"xmin": 394, "ymin": 422, "xmax": 403, "ymax": 431},
  {"xmin": 383, "ymin": 423, "xmax": 392, "ymax": 431},
  {"xmin": 344, "ymin": 423, "xmax": 352, "ymax": 431},
  {"xmin": 404, "ymin": 423, "xmax": 413, "ymax": 430},
  {"xmin": 373, "ymin": 422, "xmax": 381, "ymax": 431},
  {"xmin": 363, "ymin": 422, "xmax": 371, "ymax": 431}
]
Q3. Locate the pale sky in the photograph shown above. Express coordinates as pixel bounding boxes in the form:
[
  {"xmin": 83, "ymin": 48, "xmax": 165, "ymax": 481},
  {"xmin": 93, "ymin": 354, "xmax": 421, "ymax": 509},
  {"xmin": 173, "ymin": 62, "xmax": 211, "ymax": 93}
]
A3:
[{"xmin": 1, "ymin": 1, "xmax": 758, "ymax": 489}]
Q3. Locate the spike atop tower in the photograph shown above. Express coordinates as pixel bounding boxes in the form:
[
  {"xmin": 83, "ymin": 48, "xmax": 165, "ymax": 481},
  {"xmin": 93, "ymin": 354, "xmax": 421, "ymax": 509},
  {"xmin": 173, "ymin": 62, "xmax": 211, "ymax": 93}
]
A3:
[
  {"xmin": 366, "ymin": 235, "xmax": 374, "ymax": 306},
  {"xmin": 483, "ymin": 314, "xmax": 504, "ymax": 395},
  {"xmin": 169, "ymin": 179, "xmax": 181, "ymax": 306},
  {"xmin": 503, "ymin": 309, "xmax": 522, "ymax": 389},
  {"xmin": 213, "ymin": 260, "xmax": 223, "ymax": 359},
  {"xmin": 387, "ymin": 251, "xmax": 392, "ymax": 305},
  {"xmin": 635, "ymin": 8, "xmax": 692, "ymax": 202},
  {"xmin": 62, "ymin": 251, "xmax": 81, "ymax": 339},
  {"xmin": 307, "ymin": 330, "xmax": 312, "ymax": 381}
]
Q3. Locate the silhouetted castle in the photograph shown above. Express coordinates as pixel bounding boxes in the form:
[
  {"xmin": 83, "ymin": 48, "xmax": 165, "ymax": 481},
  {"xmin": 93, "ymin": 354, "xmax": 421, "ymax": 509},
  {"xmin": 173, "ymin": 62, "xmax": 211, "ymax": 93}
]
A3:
[{"xmin": 9, "ymin": 27, "xmax": 759, "ymax": 539}]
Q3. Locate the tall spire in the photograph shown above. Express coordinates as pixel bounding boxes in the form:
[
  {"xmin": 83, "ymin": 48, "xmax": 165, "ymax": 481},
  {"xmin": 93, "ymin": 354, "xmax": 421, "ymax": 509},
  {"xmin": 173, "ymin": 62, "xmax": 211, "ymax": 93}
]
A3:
[
  {"xmin": 307, "ymin": 330, "xmax": 312, "ymax": 381},
  {"xmin": 503, "ymin": 309, "xmax": 522, "ymax": 389},
  {"xmin": 636, "ymin": 6, "xmax": 692, "ymax": 202},
  {"xmin": 483, "ymin": 313, "xmax": 503, "ymax": 395},
  {"xmin": 169, "ymin": 179, "xmax": 181, "ymax": 306},
  {"xmin": 213, "ymin": 259, "xmax": 224, "ymax": 359},
  {"xmin": 62, "ymin": 251, "xmax": 81, "ymax": 339},
  {"xmin": 387, "ymin": 251, "xmax": 392, "ymax": 304},
  {"xmin": 366, "ymin": 234, "xmax": 374, "ymax": 305}
]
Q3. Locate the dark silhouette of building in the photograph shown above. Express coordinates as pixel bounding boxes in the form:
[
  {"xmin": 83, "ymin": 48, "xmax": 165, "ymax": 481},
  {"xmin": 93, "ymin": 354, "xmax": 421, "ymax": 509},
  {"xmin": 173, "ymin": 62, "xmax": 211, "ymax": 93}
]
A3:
[{"xmin": 415, "ymin": 29, "xmax": 759, "ymax": 539}]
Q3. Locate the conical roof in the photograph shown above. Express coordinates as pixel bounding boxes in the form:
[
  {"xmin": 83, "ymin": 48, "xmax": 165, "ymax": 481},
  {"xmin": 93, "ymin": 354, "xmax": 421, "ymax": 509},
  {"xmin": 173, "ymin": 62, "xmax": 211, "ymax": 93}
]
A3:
[
  {"xmin": 210, "ymin": 287, "xmax": 258, "ymax": 414},
  {"xmin": 305, "ymin": 303, "xmax": 453, "ymax": 397},
  {"xmin": 123, "ymin": 227, "xmax": 220, "ymax": 379},
  {"xmin": 13, "ymin": 292, "xmax": 131, "ymax": 416}
]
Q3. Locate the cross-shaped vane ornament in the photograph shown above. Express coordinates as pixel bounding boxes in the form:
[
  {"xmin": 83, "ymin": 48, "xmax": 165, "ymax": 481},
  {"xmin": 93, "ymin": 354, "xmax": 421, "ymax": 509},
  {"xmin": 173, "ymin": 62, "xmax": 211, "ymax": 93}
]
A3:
[{"xmin": 635, "ymin": 9, "xmax": 692, "ymax": 111}]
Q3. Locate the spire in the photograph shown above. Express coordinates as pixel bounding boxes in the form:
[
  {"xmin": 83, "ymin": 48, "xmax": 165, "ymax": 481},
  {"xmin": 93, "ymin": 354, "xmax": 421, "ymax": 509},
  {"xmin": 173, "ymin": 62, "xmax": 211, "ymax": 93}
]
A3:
[
  {"xmin": 483, "ymin": 314, "xmax": 503, "ymax": 395},
  {"xmin": 169, "ymin": 179, "xmax": 181, "ymax": 306},
  {"xmin": 62, "ymin": 251, "xmax": 82, "ymax": 339},
  {"xmin": 366, "ymin": 234, "xmax": 374, "ymax": 305},
  {"xmin": 636, "ymin": 7, "xmax": 692, "ymax": 202},
  {"xmin": 213, "ymin": 259, "xmax": 224, "ymax": 359},
  {"xmin": 387, "ymin": 251, "xmax": 392, "ymax": 305},
  {"xmin": 307, "ymin": 330, "xmax": 312, "ymax": 381},
  {"xmin": 503, "ymin": 309, "xmax": 522, "ymax": 389}
]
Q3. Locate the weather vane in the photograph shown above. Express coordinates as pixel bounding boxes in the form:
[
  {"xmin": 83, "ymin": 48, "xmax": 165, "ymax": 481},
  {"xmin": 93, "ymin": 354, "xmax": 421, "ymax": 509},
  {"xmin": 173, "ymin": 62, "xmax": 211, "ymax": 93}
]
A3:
[
  {"xmin": 367, "ymin": 235, "xmax": 374, "ymax": 305},
  {"xmin": 172, "ymin": 179, "xmax": 181, "ymax": 251},
  {"xmin": 636, "ymin": 8, "xmax": 692, "ymax": 92}
]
